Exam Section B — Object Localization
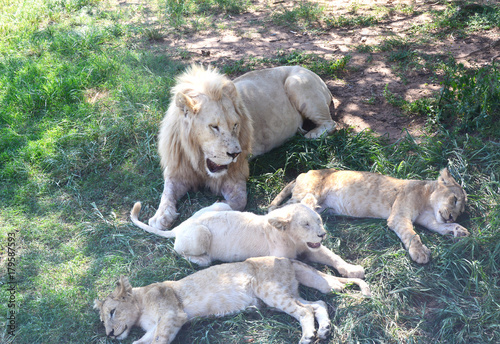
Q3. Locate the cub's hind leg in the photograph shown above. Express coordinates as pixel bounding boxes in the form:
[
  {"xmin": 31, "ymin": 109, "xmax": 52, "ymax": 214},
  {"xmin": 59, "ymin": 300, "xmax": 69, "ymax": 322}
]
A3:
[
  {"xmin": 173, "ymin": 225, "xmax": 213, "ymax": 266},
  {"xmin": 253, "ymin": 286, "xmax": 317, "ymax": 344},
  {"xmin": 298, "ymin": 298, "xmax": 331, "ymax": 340}
]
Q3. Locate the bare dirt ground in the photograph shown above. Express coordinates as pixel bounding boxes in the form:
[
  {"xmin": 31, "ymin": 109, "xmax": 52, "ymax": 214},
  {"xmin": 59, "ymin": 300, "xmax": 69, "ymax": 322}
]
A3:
[{"xmin": 119, "ymin": 0, "xmax": 500, "ymax": 141}]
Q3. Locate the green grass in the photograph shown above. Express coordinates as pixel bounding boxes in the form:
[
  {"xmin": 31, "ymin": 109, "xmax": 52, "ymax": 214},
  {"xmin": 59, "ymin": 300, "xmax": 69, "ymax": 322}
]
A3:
[{"xmin": 1, "ymin": 1, "xmax": 499, "ymax": 343}]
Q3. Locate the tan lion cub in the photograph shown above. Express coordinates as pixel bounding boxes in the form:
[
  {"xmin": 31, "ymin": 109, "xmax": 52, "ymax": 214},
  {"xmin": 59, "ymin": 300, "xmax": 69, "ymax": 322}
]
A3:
[
  {"xmin": 131, "ymin": 195, "xmax": 365, "ymax": 278},
  {"xmin": 269, "ymin": 168, "xmax": 469, "ymax": 264},
  {"xmin": 94, "ymin": 257, "xmax": 370, "ymax": 344}
]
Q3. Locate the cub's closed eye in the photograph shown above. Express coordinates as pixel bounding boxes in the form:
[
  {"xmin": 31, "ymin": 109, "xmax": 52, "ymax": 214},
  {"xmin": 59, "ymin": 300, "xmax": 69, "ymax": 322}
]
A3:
[
  {"xmin": 110, "ymin": 308, "xmax": 116, "ymax": 317},
  {"xmin": 210, "ymin": 125, "xmax": 219, "ymax": 131},
  {"xmin": 453, "ymin": 196, "xmax": 458, "ymax": 204}
]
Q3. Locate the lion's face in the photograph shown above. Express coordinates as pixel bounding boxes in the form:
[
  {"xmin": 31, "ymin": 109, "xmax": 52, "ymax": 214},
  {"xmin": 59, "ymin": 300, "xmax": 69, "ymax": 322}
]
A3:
[
  {"xmin": 94, "ymin": 277, "xmax": 138, "ymax": 340},
  {"xmin": 192, "ymin": 95, "xmax": 243, "ymax": 177},
  {"xmin": 431, "ymin": 169, "xmax": 467, "ymax": 224},
  {"xmin": 269, "ymin": 194, "xmax": 327, "ymax": 250}
]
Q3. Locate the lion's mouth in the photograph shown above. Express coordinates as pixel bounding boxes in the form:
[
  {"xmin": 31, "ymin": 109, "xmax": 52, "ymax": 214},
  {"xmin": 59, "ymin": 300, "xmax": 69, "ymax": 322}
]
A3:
[
  {"xmin": 439, "ymin": 212, "xmax": 454, "ymax": 223},
  {"xmin": 307, "ymin": 242, "xmax": 321, "ymax": 249},
  {"xmin": 207, "ymin": 159, "xmax": 229, "ymax": 173}
]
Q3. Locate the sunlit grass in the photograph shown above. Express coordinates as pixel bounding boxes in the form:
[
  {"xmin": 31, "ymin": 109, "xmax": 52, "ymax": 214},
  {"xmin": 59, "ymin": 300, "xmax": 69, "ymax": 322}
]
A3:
[{"xmin": 0, "ymin": 1, "xmax": 499, "ymax": 343}]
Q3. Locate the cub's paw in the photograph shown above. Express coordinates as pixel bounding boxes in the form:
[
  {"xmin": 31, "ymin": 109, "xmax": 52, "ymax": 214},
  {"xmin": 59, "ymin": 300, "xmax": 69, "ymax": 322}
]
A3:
[
  {"xmin": 317, "ymin": 323, "xmax": 331, "ymax": 340},
  {"xmin": 340, "ymin": 264, "xmax": 365, "ymax": 279},
  {"xmin": 451, "ymin": 224, "xmax": 470, "ymax": 238},
  {"xmin": 299, "ymin": 333, "xmax": 315, "ymax": 344},
  {"xmin": 408, "ymin": 244, "xmax": 431, "ymax": 264}
]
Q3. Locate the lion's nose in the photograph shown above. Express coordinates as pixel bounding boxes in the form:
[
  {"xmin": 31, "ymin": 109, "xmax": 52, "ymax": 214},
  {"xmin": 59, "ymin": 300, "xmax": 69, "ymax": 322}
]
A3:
[
  {"xmin": 107, "ymin": 329, "xmax": 115, "ymax": 337},
  {"xmin": 318, "ymin": 232, "xmax": 326, "ymax": 239},
  {"xmin": 227, "ymin": 151, "xmax": 241, "ymax": 159}
]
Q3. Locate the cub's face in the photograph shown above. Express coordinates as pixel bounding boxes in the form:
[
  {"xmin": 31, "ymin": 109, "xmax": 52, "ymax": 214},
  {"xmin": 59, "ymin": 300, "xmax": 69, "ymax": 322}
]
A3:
[
  {"xmin": 289, "ymin": 204, "xmax": 327, "ymax": 250},
  {"xmin": 94, "ymin": 287, "xmax": 139, "ymax": 340},
  {"xmin": 431, "ymin": 169, "xmax": 467, "ymax": 224},
  {"xmin": 94, "ymin": 297, "xmax": 138, "ymax": 340},
  {"xmin": 192, "ymin": 95, "xmax": 242, "ymax": 178}
]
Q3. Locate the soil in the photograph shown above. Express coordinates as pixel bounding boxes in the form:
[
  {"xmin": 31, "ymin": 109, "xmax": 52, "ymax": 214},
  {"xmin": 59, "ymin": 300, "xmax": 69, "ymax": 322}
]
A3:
[{"xmin": 120, "ymin": 0, "xmax": 500, "ymax": 141}]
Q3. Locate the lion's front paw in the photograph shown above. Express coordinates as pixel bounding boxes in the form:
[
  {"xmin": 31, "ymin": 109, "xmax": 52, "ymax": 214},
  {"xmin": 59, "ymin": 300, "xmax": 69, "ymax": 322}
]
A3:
[
  {"xmin": 408, "ymin": 244, "xmax": 431, "ymax": 264},
  {"xmin": 148, "ymin": 208, "xmax": 179, "ymax": 230},
  {"xmin": 341, "ymin": 264, "xmax": 365, "ymax": 279}
]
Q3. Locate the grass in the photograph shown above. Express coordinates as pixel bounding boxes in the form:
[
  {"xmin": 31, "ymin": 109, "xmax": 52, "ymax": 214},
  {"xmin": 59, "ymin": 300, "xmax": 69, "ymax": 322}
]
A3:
[{"xmin": 1, "ymin": 0, "xmax": 499, "ymax": 343}]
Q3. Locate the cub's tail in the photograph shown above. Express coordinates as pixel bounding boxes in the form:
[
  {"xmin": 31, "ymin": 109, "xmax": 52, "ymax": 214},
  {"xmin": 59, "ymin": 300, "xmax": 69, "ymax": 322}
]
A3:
[
  {"xmin": 130, "ymin": 202, "xmax": 176, "ymax": 238},
  {"xmin": 268, "ymin": 180, "xmax": 297, "ymax": 212},
  {"xmin": 291, "ymin": 260, "xmax": 371, "ymax": 297}
]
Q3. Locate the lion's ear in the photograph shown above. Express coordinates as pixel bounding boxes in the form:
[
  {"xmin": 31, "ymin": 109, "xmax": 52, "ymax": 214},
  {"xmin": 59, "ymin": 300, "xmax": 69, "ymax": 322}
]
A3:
[
  {"xmin": 222, "ymin": 80, "xmax": 238, "ymax": 100},
  {"xmin": 438, "ymin": 168, "xmax": 456, "ymax": 185},
  {"xmin": 113, "ymin": 276, "xmax": 133, "ymax": 299},
  {"xmin": 300, "ymin": 193, "xmax": 319, "ymax": 210},
  {"xmin": 176, "ymin": 92, "xmax": 200, "ymax": 115},
  {"xmin": 268, "ymin": 213, "xmax": 291, "ymax": 231}
]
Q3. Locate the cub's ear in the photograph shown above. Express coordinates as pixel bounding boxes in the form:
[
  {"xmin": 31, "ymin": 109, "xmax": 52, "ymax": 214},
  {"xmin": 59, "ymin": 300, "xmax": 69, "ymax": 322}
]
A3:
[
  {"xmin": 268, "ymin": 213, "xmax": 292, "ymax": 231},
  {"xmin": 300, "ymin": 193, "xmax": 319, "ymax": 210},
  {"xmin": 112, "ymin": 276, "xmax": 133, "ymax": 300},
  {"xmin": 438, "ymin": 168, "xmax": 456, "ymax": 185},
  {"xmin": 175, "ymin": 91, "xmax": 200, "ymax": 115},
  {"xmin": 93, "ymin": 299, "xmax": 103, "ymax": 310}
]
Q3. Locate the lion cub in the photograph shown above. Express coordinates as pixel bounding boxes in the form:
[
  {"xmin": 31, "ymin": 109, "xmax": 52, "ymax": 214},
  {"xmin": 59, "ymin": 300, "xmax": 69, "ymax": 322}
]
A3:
[
  {"xmin": 269, "ymin": 168, "xmax": 469, "ymax": 264},
  {"xmin": 131, "ymin": 195, "xmax": 365, "ymax": 278},
  {"xmin": 94, "ymin": 257, "xmax": 370, "ymax": 344}
]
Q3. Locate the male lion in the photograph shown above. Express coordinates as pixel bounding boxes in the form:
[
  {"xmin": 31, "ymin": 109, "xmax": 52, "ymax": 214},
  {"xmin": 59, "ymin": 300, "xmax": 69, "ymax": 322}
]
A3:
[
  {"xmin": 131, "ymin": 194, "xmax": 365, "ymax": 278},
  {"xmin": 269, "ymin": 168, "xmax": 469, "ymax": 264},
  {"xmin": 148, "ymin": 65, "xmax": 336, "ymax": 230},
  {"xmin": 94, "ymin": 257, "xmax": 370, "ymax": 344}
]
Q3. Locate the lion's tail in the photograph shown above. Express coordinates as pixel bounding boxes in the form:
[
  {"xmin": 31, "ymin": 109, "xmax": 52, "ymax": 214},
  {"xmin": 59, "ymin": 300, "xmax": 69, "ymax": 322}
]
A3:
[
  {"xmin": 130, "ymin": 202, "xmax": 176, "ymax": 238},
  {"xmin": 268, "ymin": 180, "xmax": 297, "ymax": 212},
  {"xmin": 291, "ymin": 260, "xmax": 371, "ymax": 297}
]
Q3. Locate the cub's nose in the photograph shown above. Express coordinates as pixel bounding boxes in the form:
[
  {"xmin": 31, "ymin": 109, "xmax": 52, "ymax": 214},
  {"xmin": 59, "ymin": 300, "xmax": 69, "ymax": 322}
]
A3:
[
  {"xmin": 107, "ymin": 329, "xmax": 115, "ymax": 337},
  {"xmin": 318, "ymin": 232, "xmax": 326, "ymax": 239},
  {"xmin": 227, "ymin": 151, "xmax": 241, "ymax": 159}
]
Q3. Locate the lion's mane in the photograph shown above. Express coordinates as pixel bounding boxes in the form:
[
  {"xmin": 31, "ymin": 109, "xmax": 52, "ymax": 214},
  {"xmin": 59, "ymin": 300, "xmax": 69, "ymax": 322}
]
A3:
[{"xmin": 158, "ymin": 65, "xmax": 254, "ymax": 193}]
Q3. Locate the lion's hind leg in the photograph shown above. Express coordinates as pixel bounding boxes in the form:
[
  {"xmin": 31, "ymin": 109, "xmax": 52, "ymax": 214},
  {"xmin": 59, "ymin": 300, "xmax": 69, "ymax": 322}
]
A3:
[{"xmin": 284, "ymin": 68, "xmax": 336, "ymax": 139}]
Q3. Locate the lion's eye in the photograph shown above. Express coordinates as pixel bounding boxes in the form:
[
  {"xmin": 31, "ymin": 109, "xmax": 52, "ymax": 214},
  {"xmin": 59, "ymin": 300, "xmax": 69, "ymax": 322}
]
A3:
[
  {"xmin": 110, "ymin": 308, "xmax": 116, "ymax": 317},
  {"xmin": 210, "ymin": 125, "xmax": 219, "ymax": 132},
  {"xmin": 233, "ymin": 123, "xmax": 238, "ymax": 131},
  {"xmin": 453, "ymin": 196, "xmax": 458, "ymax": 205}
]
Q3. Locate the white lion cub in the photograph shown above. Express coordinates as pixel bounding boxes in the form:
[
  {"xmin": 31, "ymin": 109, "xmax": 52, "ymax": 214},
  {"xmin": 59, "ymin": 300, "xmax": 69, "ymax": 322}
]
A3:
[{"xmin": 131, "ymin": 195, "xmax": 365, "ymax": 279}]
